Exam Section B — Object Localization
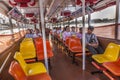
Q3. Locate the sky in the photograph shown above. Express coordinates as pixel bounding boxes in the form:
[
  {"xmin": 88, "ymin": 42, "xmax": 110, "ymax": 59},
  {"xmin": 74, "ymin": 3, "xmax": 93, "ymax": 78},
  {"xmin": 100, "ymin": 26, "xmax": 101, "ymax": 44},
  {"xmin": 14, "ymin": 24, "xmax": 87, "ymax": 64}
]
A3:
[{"xmin": 91, "ymin": 5, "xmax": 116, "ymax": 19}]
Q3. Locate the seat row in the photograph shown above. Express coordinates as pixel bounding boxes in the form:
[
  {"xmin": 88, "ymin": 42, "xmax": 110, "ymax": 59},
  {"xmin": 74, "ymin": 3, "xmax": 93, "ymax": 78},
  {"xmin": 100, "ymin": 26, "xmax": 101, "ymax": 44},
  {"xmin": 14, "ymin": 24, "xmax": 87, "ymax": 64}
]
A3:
[
  {"xmin": 9, "ymin": 38, "xmax": 53, "ymax": 80},
  {"xmin": 92, "ymin": 43, "xmax": 120, "ymax": 80},
  {"xmin": 52, "ymin": 34, "xmax": 90, "ymax": 64},
  {"xmin": 20, "ymin": 38, "xmax": 53, "ymax": 61},
  {"xmin": 9, "ymin": 52, "xmax": 51, "ymax": 80}
]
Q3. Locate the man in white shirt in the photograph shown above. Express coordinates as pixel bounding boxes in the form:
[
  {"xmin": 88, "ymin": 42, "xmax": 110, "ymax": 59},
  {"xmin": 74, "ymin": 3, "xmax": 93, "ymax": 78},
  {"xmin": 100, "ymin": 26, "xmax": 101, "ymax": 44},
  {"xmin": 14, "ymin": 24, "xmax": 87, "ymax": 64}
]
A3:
[{"xmin": 86, "ymin": 26, "xmax": 103, "ymax": 54}]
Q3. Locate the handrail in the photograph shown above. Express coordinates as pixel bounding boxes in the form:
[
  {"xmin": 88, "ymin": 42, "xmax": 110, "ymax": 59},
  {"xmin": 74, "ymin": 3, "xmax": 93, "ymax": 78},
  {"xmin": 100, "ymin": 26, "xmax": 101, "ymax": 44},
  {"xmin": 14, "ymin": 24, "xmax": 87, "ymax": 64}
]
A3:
[
  {"xmin": 0, "ymin": 52, "xmax": 11, "ymax": 73},
  {"xmin": 97, "ymin": 36, "xmax": 120, "ymax": 41},
  {"xmin": 94, "ymin": 23, "xmax": 120, "ymax": 28}
]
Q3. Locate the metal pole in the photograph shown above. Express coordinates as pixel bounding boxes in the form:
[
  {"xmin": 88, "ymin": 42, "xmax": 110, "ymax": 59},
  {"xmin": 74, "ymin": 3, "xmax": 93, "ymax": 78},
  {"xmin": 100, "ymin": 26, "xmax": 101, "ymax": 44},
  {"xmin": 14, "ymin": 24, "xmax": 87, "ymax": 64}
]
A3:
[
  {"xmin": 88, "ymin": 13, "xmax": 91, "ymax": 27},
  {"xmin": 115, "ymin": 0, "xmax": 120, "ymax": 39},
  {"xmin": 75, "ymin": 6, "xmax": 78, "ymax": 32},
  {"xmin": 68, "ymin": 19, "xmax": 69, "ymax": 26},
  {"xmin": 17, "ymin": 22, "xmax": 22, "ymax": 37},
  {"xmin": 39, "ymin": 0, "xmax": 49, "ymax": 73},
  {"xmin": 82, "ymin": 0, "xmax": 86, "ymax": 70},
  {"xmin": 9, "ymin": 18, "xmax": 15, "ymax": 41},
  {"xmin": 75, "ymin": 18, "xmax": 78, "ymax": 32}
]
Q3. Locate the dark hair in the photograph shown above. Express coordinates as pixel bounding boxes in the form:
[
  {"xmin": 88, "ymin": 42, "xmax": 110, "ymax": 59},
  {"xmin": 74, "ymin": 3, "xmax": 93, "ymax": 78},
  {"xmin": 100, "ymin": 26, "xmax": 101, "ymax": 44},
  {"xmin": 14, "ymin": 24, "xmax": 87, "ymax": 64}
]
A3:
[
  {"xmin": 71, "ymin": 26, "xmax": 75, "ymax": 28},
  {"xmin": 88, "ymin": 26, "xmax": 94, "ymax": 31},
  {"xmin": 79, "ymin": 27, "xmax": 82, "ymax": 31}
]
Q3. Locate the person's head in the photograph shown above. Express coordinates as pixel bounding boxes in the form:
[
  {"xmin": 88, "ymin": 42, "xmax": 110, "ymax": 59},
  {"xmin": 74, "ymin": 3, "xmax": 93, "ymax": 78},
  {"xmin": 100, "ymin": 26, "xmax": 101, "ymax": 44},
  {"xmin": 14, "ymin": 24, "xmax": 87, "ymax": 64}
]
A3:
[
  {"xmin": 59, "ymin": 27, "xmax": 61, "ymax": 30},
  {"xmin": 87, "ymin": 26, "xmax": 94, "ymax": 34},
  {"xmin": 34, "ymin": 28, "xmax": 40, "ymax": 34},
  {"xmin": 66, "ymin": 26, "xmax": 70, "ymax": 32},
  {"xmin": 71, "ymin": 26, "xmax": 75, "ymax": 32},
  {"xmin": 62, "ymin": 27, "xmax": 66, "ymax": 32},
  {"xmin": 79, "ymin": 27, "xmax": 82, "ymax": 33},
  {"xmin": 26, "ymin": 29, "xmax": 30, "ymax": 34},
  {"xmin": 26, "ymin": 29, "xmax": 33, "ymax": 34}
]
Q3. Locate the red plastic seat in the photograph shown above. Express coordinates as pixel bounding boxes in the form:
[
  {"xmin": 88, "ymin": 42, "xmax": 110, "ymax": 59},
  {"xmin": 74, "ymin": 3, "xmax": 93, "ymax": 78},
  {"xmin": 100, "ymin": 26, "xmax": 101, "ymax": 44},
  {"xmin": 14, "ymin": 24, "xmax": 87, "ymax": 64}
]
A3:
[
  {"xmin": 68, "ymin": 37, "xmax": 83, "ymax": 63},
  {"xmin": 65, "ymin": 37, "xmax": 71, "ymax": 47},
  {"xmin": 69, "ymin": 37, "xmax": 82, "ymax": 53},
  {"xmin": 9, "ymin": 61, "xmax": 51, "ymax": 80},
  {"xmin": 103, "ymin": 58, "xmax": 120, "ymax": 76},
  {"xmin": 34, "ymin": 38, "xmax": 53, "ymax": 60}
]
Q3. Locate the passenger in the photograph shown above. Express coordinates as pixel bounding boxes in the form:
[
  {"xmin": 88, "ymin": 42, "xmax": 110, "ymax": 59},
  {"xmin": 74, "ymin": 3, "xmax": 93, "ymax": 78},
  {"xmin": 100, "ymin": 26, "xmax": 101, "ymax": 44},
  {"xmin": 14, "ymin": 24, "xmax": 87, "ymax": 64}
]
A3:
[
  {"xmin": 33, "ymin": 28, "xmax": 41, "ymax": 38},
  {"xmin": 62, "ymin": 26, "xmax": 71, "ymax": 41},
  {"xmin": 70, "ymin": 26, "xmax": 77, "ymax": 36},
  {"xmin": 77, "ymin": 27, "xmax": 82, "ymax": 39},
  {"xmin": 60, "ymin": 27, "xmax": 66, "ymax": 39},
  {"xmin": 52, "ymin": 27, "xmax": 56, "ymax": 35},
  {"xmin": 25, "ymin": 29, "xmax": 33, "ymax": 38},
  {"xmin": 85, "ymin": 26, "xmax": 103, "ymax": 54},
  {"xmin": 30, "ymin": 29, "xmax": 34, "ymax": 34},
  {"xmin": 57, "ymin": 27, "xmax": 62, "ymax": 35}
]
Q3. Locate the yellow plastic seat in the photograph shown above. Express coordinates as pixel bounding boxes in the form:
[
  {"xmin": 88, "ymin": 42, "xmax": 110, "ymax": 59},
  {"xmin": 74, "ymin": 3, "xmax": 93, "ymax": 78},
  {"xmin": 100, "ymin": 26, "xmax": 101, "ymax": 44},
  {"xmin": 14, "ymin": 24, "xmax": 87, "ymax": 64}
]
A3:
[
  {"xmin": 22, "ymin": 38, "xmax": 33, "ymax": 42},
  {"xmin": 20, "ymin": 38, "xmax": 36, "ymax": 59},
  {"xmin": 92, "ymin": 43, "xmax": 120, "ymax": 63},
  {"xmin": 14, "ymin": 52, "xmax": 47, "ymax": 76}
]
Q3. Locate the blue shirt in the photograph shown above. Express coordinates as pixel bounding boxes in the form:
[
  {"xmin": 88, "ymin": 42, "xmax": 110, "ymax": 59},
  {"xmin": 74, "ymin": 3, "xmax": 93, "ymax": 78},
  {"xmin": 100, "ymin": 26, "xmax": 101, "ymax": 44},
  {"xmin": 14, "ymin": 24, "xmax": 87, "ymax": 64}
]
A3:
[{"xmin": 25, "ymin": 33, "xmax": 33, "ymax": 38}]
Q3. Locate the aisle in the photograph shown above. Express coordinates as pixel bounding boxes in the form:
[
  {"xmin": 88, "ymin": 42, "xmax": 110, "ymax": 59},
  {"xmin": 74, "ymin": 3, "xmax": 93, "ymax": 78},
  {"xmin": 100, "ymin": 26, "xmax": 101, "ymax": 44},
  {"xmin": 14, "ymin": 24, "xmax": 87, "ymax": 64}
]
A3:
[{"xmin": 49, "ymin": 42, "xmax": 108, "ymax": 80}]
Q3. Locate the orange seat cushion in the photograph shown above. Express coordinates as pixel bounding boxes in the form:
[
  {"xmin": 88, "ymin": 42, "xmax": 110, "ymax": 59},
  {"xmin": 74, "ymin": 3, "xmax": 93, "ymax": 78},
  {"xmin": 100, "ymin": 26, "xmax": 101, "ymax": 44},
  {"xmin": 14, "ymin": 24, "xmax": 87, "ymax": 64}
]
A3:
[
  {"xmin": 34, "ymin": 38, "xmax": 53, "ymax": 60},
  {"xmin": 103, "ymin": 61, "xmax": 120, "ymax": 76},
  {"xmin": 28, "ymin": 73, "xmax": 51, "ymax": 80}
]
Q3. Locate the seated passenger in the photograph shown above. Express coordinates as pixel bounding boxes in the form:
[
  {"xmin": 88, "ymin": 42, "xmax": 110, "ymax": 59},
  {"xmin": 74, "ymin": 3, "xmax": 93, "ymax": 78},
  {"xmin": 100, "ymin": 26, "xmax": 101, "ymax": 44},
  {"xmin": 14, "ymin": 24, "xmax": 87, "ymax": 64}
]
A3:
[
  {"xmin": 57, "ymin": 27, "xmax": 62, "ymax": 35},
  {"xmin": 85, "ymin": 26, "xmax": 103, "ymax": 54},
  {"xmin": 52, "ymin": 27, "xmax": 56, "ymax": 35},
  {"xmin": 33, "ymin": 28, "xmax": 41, "ymax": 38},
  {"xmin": 70, "ymin": 26, "xmax": 77, "ymax": 36},
  {"xmin": 57, "ymin": 27, "xmax": 62, "ymax": 38},
  {"xmin": 25, "ymin": 29, "xmax": 33, "ymax": 38},
  {"xmin": 77, "ymin": 27, "xmax": 82, "ymax": 39},
  {"xmin": 62, "ymin": 26, "xmax": 71, "ymax": 41}
]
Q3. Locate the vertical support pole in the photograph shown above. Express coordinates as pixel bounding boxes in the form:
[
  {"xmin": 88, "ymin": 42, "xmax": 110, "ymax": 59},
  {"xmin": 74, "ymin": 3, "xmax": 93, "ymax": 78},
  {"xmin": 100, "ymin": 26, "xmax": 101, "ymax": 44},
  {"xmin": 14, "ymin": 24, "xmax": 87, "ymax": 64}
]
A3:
[
  {"xmin": 60, "ymin": 18, "xmax": 61, "ymax": 27},
  {"xmin": 63, "ymin": 21, "xmax": 65, "ymax": 26},
  {"xmin": 82, "ymin": 0, "xmax": 86, "ymax": 70},
  {"xmin": 75, "ymin": 18, "xmax": 78, "ymax": 32},
  {"xmin": 34, "ymin": 24, "xmax": 37, "ymax": 29},
  {"xmin": 68, "ymin": 19, "xmax": 69, "ymax": 26},
  {"xmin": 115, "ymin": 0, "xmax": 120, "ymax": 39},
  {"xmin": 88, "ymin": 13, "xmax": 91, "ymax": 27},
  {"xmin": 39, "ymin": 0, "xmax": 49, "ymax": 73},
  {"xmin": 17, "ymin": 22, "xmax": 22, "ymax": 37},
  {"xmin": 9, "ymin": 18, "xmax": 15, "ymax": 41}
]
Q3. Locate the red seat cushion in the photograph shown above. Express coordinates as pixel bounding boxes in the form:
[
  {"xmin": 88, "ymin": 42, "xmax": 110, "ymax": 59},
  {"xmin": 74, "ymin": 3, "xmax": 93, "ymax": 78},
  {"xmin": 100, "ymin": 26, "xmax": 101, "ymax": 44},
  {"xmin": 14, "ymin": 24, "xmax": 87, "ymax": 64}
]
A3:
[
  {"xmin": 28, "ymin": 73, "xmax": 51, "ymax": 80},
  {"xmin": 103, "ymin": 59, "xmax": 120, "ymax": 76},
  {"xmin": 34, "ymin": 38, "xmax": 53, "ymax": 60}
]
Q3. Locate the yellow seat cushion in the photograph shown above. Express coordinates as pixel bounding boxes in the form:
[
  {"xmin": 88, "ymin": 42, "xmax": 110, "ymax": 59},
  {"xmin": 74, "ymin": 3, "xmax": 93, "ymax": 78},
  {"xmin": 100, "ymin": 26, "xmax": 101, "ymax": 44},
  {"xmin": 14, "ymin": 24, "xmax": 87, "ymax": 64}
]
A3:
[
  {"xmin": 92, "ymin": 54, "xmax": 116, "ymax": 63},
  {"xmin": 92, "ymin": 43, "xmax": 120, "ymax": 63},
  {"xmin": 14, "ymin": 52, "xmax": 47, "ymax": 76},
  {"xmin": 27, "ymin": 63, "xmax": 46, "ymax": 75}
]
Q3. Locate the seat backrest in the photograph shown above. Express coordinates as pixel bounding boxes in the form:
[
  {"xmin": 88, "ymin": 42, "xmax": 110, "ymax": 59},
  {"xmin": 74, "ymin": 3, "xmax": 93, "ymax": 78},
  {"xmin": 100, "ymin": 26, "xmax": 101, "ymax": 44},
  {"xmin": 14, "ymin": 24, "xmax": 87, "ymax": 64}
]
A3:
[
  {"xmin": 104, "ymin": 43, "xmax": 120, "ymax": 61},
  {"xmin": 14, "ymin": 52, "xmax": 28, "ymax": 75},
  {"xmin": 118, "ymin": 45, "xmax": 120, "ymax": 57},
  {"xmin": 34, "ymin": 39, "xmax": 52, "ymax": 53},
  {"xmin": 9, "ymin": 61, "xmax": 27, "ymax": 80},
  {"xmin": 69, "ymin": 37, "xmax": 82, "ymax": 50},
  {"xmin": 34, "ymin": 38, "xmax": 44, "ymax": 53},
  {"xmin": 46, "ymin": 40, "xmax": 52, "ymax": 52},
  {"xmin": 65, "ymin": 37, "xmax": 71, "ymax": 46},
  {"xmin": 20, "ymin": 38, "xmax": 36, "ymax": 59},
  {"xmin": 22, "ymin": 38, "xmax": 32, "ymax": 42}
]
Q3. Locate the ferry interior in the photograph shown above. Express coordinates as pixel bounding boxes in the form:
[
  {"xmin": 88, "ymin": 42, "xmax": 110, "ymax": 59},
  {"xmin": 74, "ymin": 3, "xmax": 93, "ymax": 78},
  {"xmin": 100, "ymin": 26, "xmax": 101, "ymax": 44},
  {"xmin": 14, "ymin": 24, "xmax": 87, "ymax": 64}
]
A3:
[{"xmin": 0, "ymin": 0, "xmax": 120, "ymax": 80}]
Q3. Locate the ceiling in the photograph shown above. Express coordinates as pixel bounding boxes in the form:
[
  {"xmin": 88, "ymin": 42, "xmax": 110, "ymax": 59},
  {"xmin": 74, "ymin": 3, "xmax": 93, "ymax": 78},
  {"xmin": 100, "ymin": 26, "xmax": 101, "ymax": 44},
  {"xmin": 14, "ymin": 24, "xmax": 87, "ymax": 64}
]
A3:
[{"xmin": 0, "ymin": 0, "xmax": 117, "ymax": 23}]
